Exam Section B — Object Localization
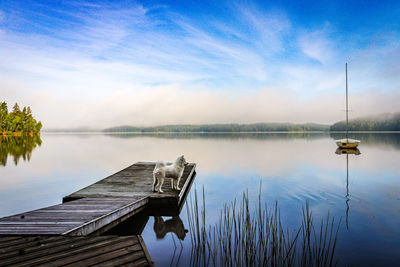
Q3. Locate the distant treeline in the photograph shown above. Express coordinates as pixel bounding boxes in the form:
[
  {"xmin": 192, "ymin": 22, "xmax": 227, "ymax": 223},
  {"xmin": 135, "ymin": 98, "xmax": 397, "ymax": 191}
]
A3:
[
  {"xmin": 104, "ymin": 123, "xmax": 330, "ymax": 133},
  {"xmin": 0, "ymin": 101, "xmax": 42, "ymax": 135},
  {"xmin": 103, "ymin": 113, "xmax": 400, "ymax": 133},
  {"xmin": 330, "ymin": 113, "xmax": 400, "ymax": 131}
]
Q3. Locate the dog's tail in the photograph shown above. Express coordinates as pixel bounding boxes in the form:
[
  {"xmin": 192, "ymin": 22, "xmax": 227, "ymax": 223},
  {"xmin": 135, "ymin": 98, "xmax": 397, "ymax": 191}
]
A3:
[{"xmin": 154, "ymin": 161, "xmax": 166, "ymax": 170}]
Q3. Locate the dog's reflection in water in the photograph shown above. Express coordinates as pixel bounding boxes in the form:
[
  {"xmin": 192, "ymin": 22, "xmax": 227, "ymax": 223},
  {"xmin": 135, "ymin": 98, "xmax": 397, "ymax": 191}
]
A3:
[{"xmin": 153, "ymin": 216, "xmax": 188, "ymax": 240}]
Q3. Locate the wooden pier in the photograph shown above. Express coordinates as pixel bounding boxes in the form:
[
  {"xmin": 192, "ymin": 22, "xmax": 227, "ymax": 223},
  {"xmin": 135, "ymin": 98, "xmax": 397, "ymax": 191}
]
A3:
[
  {"xmin": 63, "ymin": 162, "xmax": 197, "ymax": 214},
  {"xmin": 0, "ymin": 235, "xmax": 152, "ymax": 266},
  {"xmin": 0, "ymin": 197, "xmax": 148, "ymax": 236},
  {"xmin": 0, "ymin": 161, "xmax": 197, "ymax": 266}
]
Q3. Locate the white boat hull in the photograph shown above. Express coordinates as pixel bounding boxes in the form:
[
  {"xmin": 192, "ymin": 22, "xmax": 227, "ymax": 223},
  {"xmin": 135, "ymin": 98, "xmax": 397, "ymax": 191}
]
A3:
[{"xmin": 335, "ymin": 138, "xmax": 360, "ymax": 149}]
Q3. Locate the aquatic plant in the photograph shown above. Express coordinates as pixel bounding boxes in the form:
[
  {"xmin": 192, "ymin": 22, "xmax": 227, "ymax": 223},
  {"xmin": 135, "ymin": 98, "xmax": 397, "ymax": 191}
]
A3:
[{"xmin": 187, "ymin": 186, "xmax": 341, "ymax": 267}]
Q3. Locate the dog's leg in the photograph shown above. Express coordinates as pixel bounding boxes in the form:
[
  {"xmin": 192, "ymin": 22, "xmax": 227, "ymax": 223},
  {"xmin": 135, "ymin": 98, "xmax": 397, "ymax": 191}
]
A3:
[
  {"xmin": 171, "ymin": 179, "xmax": 174, "ymax": 190},
  {"xmin": 158, "ymin": 176, "xmax": 164, "ymax": 193},
  {"xmin": 175, "ymin": 179, "xmax": 179, "ymax": 190},
  {"xmin": 152, "ymin": 173, "xmax": 158, "ymax": 192}
]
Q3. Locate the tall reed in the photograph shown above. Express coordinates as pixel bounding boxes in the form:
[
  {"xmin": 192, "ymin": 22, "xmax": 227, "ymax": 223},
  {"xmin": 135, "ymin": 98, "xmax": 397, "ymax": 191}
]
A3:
[{"xmin": 186, "ymin": 186, "xmax": 341, "ymax": 267}]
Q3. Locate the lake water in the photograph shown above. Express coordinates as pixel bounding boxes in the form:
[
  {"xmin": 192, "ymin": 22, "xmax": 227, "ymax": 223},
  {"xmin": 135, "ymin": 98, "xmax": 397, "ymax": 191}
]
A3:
[{"xmin": 1, "ymin": 133, "xmax": 400, "ymax": 266}]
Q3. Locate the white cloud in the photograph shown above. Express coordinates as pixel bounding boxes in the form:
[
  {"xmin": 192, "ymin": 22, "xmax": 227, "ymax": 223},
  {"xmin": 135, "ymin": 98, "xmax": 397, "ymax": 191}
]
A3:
[
  {"xmin": 298, "ymin": 27, "xmax": 335, "ymax": 64},
  {"xmin": 0, "ymin": 2, "xmax": 399, "ymax": 129},
  {"xmin": 238, "ymin": 7, "xmax": 291, "ymax": 54},
  {"xmin": 6, "ymin": 81, "xmax": 396, "ymax": 129}
]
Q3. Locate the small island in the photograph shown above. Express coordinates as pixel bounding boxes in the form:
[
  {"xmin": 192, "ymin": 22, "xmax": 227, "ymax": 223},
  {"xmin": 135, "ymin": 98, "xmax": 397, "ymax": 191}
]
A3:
[{"xmin": 0, "ymin": 101, "xmax": 42, "ymax": 136}]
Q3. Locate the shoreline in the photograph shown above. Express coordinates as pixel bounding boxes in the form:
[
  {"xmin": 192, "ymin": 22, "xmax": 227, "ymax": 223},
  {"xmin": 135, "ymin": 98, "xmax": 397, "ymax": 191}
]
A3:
[
  {"xmin": 1, "ymin": 132, "xmax": 40, "ymax": 137},
  {"xmin": 40, "ymin": 131, "xmax": 400, "ymax": 134}
]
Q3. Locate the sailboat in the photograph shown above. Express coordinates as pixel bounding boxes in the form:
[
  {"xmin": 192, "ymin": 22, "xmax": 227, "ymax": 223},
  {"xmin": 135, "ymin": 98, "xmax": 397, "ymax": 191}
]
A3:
[{"xmin": 335, "ymin": 63, "xmax": 360, "ymax": 149}]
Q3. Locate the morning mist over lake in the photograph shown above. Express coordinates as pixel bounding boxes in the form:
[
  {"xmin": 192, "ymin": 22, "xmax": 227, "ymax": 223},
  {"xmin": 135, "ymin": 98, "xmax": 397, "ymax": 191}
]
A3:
[{"xmin": 1, "ymin": 0, "xmax": 400, "ymax": 266}]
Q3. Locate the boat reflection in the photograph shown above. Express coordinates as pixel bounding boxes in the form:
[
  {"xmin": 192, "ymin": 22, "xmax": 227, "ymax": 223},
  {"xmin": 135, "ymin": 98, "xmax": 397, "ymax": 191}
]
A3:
[
  {"xmin": 336, "ymin": 147, "xmax": 361, "ymax": 229},
  {"xmin": 335, "ymin": 147, "xmax": 361, "ymax": 155}
]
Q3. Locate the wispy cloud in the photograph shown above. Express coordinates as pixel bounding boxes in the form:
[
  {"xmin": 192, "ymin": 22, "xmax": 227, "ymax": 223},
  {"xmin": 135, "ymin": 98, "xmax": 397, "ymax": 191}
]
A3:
[
  {"xmin": 238, "ymin": 6, "xmax": 291, "ymax": 54},
  {"xmin": 298, "ymin": 26, "xmax": 336, "ymax": 64},
  {"xmin": 0, "ymin": 1, "xmax": 399, "ymax": 128}
]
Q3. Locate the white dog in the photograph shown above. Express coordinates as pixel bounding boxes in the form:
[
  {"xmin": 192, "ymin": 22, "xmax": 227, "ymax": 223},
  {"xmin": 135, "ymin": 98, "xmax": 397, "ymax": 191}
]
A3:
[{"xmin": 152, "ymin": 155, "xmax": 188, "ymax": 193}]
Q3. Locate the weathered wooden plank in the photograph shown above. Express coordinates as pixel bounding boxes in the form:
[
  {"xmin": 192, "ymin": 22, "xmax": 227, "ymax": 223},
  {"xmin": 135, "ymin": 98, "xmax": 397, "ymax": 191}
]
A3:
[
  {"xmin": 34, "ymin": 237, "xmax": 140, "ymax": 266},
  {"xmin": 0, "ymin": 227, "xmax": 74, "ymax": 232},
  {"xmin": 0, "ymin": 222, "xmax": 83, "ymax": 225},
  {"xmin": 0, "ymin": 197, "xmax": 148, "ymax": 236},
  {"xmin": 63, "ymin": 197, "xmax": 148, "ymax": 236},
  {"xmin": 34, "ymin": 208, "xmax": 114, "ymax": 212},
  {"xmin": 0, "ymin": 236, "xmax": 38, "ymax": 248},
  {"xmin": 138, "ymin": 235, "xmax": 154, "ymax": 266},
  {"xmin": 0, "ymin": 236, "xmax": 111, "ymax": 262},
  {"xmin": 178, "ymin": 164, "xmax": 197, "ymax": 207},
  {"xmin": 129, "ymin": 258, "xmax": 153, "ymax": 267},
  {"xmin": 60, "ymin": 243, "xmax": 141, "ymax": 267},
  {"xmin": 0, "ymin": 236, "xmax": 64, "ymax": 257},
  {"xmin": 60, "ymin": 245, "xmax": 143, "ymax": 267},
  {"xmin": 0, "ymin": 236, "xmax": 116, "ymax": 266},
  {"xmin": 2, "ymin": 213, "xmax": 101, "ymax": 221},
  {"xmin": 38, "ymin": 206, "xmax": 115, "ymax": 211},
  {"xmin": 92, "ymin": 250, "xmax": 146, "ymax": 266},
  {"xmin": 0, "ymin": 236, "xmax": 22, "ymax": 243},
  {"xmin": 63, "ymin": 198, "xmax": 138, "ymax": 202},
  {"xmin": 63, "ymin": 163, "xmax": 196, "ymax": 205},
  {"xmin": 0, "ymin": 229, "xmax": 70, "ymax": 234}
]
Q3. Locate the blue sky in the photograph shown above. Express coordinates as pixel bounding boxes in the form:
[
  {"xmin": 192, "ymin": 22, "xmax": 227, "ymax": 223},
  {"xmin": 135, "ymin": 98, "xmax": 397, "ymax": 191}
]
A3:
[{"xmin": 0, "ymin": 0, "xmax": 399, "ymax": 128}]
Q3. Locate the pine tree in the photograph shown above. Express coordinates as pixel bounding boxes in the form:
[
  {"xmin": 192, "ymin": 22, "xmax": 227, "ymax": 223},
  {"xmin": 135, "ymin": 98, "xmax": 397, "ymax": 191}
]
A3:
[
  {"xmin": 0, "ymin": 102, "xmax": 7, "ymax": 113},
  {"xmin": 12, "ymin": 103, "xmax": 21, "ymax": 114},
  {"xmin": 27, "ymin": 106, "xmax": 32, "ymax": 117}
]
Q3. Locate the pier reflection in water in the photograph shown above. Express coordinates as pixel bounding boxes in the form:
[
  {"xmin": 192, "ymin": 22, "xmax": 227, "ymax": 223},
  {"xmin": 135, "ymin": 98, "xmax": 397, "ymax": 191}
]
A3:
[
  {"xmin": 104, "ymin": 211, "xmax": 189, "ymax": 266},
  {"xmin": 105, "ymin": 212, "xmax": 188, "ymax": 240}
]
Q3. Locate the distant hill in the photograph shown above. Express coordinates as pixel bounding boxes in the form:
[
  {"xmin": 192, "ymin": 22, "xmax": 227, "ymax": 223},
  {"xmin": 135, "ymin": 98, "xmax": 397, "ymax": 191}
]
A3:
[
  {"xmin": 103, "ymin": 123, "xmax": 330, "ymax": 133},
  {"xmin": 330, "ymin": 112, "xmax": 400, "ymax": 131},
  {"xmin": 42, "ymin": 127, "xmax": 100, "ymax": 132},
  {"xmin": 43, "ymin": 113, "xmax": 400, "ymax": 133}
]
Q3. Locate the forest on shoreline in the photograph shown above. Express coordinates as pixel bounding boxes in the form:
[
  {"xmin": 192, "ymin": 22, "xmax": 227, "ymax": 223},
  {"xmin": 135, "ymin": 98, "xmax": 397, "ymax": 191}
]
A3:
[
  {"xmin": 103, "ymin": 123, "xmax": 330, "ymax": 133},
  {"xmin": 330, "ymin": 112, "xmax": 400, "ymax": 131},
  {"xmin": 103, "ymin": 113, "xmax": 400, "ymax": 133},
  {"xmin": 0, "ymin": 101, "xmax": 42, "ymax": 136}
]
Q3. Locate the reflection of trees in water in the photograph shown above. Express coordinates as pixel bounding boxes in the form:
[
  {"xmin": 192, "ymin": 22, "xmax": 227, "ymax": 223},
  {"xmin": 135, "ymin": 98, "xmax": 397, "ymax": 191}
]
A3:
[
  {"xmin": 0, "ymin": 136, "xmax": 42, "ymax": 166},
  {"xmin": 107, "ymin": 132, "xmax": 400, "ymax": 147},
  {"xmin": 105, "ymin": 132, "xmax": 329, "ymax": 141}
]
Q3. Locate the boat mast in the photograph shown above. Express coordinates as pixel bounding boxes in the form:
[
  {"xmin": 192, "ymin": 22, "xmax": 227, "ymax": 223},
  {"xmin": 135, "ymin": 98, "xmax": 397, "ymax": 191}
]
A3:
[{"xmin": 346, "ymin": 63, "xmax": 348, "ymax": 140}]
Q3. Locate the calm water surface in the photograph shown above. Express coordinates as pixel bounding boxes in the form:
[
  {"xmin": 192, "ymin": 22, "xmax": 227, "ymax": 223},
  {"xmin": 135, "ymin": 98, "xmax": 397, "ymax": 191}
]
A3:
[{"xmin": 1, "ymin": 133, "xmax": 400, "ymax": 266}]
